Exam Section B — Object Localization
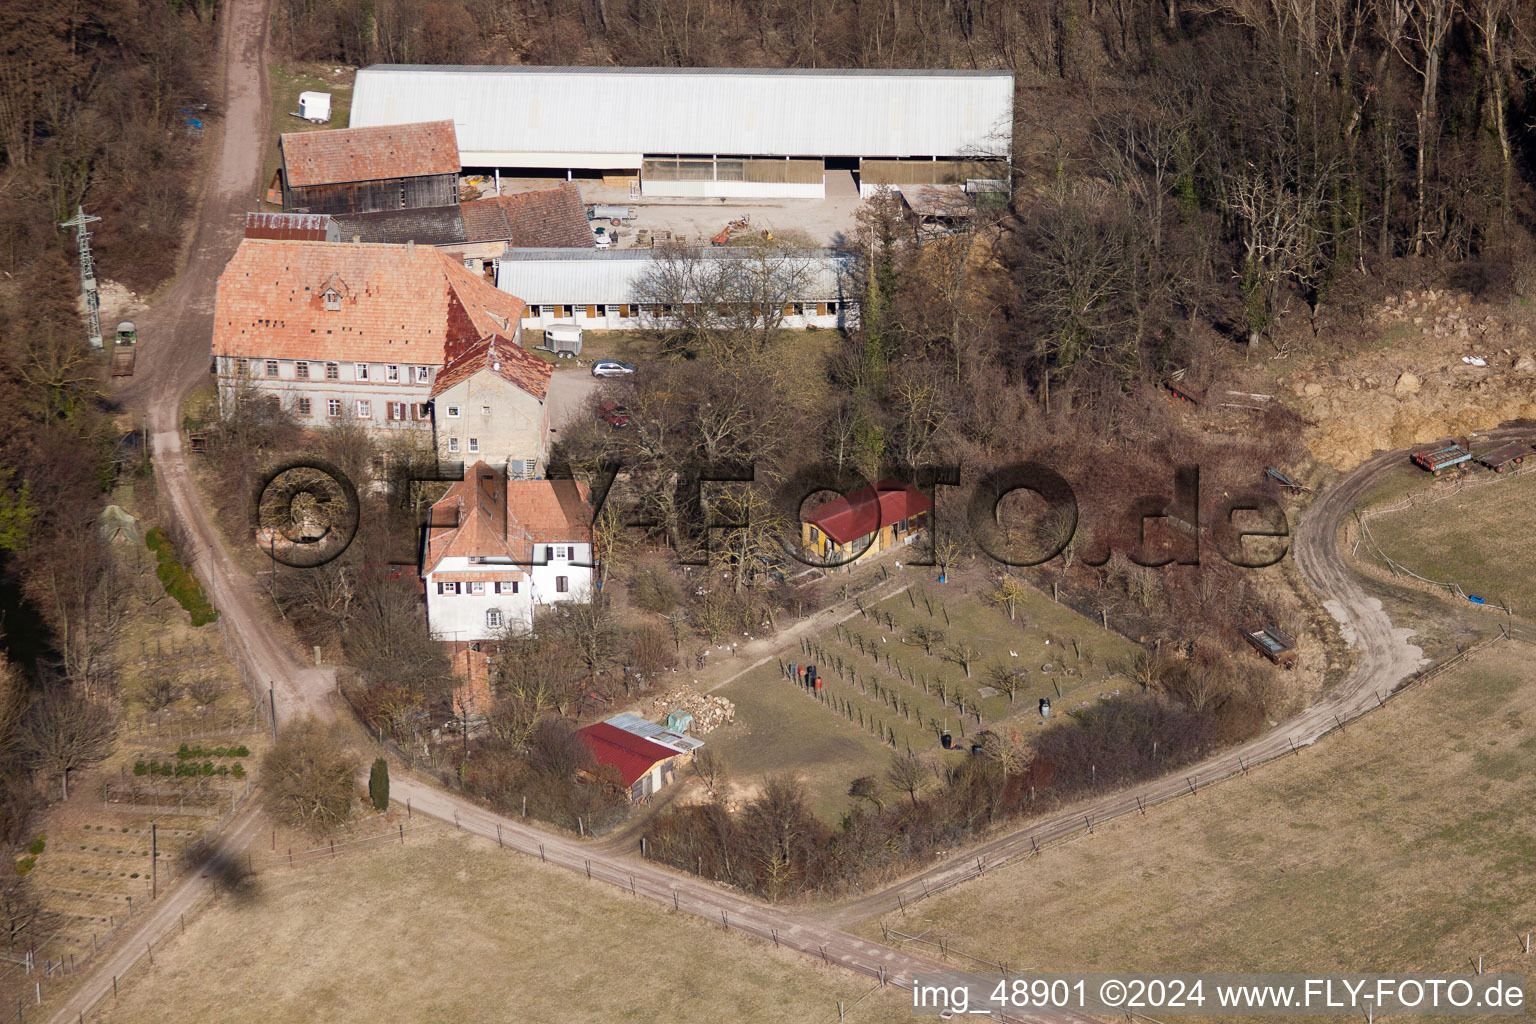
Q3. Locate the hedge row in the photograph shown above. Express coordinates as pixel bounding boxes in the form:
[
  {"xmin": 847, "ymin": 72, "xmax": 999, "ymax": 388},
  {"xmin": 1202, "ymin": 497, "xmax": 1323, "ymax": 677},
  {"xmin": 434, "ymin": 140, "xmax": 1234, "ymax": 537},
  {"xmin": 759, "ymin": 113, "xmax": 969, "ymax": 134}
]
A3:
[{"xmin": 145, "ymin": 527, "xmax": 218, "ymax": 626}]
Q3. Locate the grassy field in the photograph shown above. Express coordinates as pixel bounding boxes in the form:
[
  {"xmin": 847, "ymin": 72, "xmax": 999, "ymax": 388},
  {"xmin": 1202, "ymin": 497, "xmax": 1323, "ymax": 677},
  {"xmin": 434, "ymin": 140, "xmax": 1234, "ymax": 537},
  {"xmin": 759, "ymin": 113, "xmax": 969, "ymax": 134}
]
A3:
[
  {"xmin": 708, "ymin": 576, "xmax": 1138, "ymax": 821},
  {"xmin": 89, "ymin": 829, "xmax": 914, "ymax": 1024},
  {"xmin": 263, "ymin": 65, "xmax": 355, "ymax": 204},
  {"xmin": 857, "ymin": 641, "xmax": 1536, "ymax": 1020},
  {"xmin": 1362, "ymin": 470, "xmax": 1536, "ymax": 615}
]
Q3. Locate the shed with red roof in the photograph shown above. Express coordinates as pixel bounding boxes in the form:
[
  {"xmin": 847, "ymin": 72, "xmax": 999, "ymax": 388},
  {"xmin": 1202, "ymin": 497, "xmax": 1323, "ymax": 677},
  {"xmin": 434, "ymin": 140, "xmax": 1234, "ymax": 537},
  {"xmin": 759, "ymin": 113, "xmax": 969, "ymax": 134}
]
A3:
[
  {"xmin": 801, "ymin": 481, "xmax": 932, "ymax": 571},
  {"xmin": 577, "ymin": 721, "xmax": 683, "ymax": 802}
]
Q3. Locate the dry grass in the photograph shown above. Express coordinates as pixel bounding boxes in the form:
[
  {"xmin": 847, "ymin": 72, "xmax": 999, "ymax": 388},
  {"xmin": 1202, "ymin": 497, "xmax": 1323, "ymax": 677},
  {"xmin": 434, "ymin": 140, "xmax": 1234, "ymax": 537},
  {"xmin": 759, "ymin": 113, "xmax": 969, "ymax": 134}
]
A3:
[
  {"xmin": 858, "ymin": 642, "xmax": 1536, "ymax": 1021},
  {"xmin": 263, "ymin": 64, "xmax": 355, "ymax": 204},
  {"xmin": 1363, "ymin": 471, "xmax": 1536, "ymax": 614},
  {"xmin": 89, "ymin": 828, "xmax": 916, "ymax": 1024}
]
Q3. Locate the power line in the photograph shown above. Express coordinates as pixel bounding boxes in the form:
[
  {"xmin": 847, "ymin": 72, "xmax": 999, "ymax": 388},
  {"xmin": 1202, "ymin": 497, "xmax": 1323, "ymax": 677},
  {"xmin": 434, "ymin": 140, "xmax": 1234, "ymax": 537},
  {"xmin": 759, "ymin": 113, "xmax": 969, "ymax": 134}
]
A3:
[{"xmin": 59, "ymin": 206, "xmax": 104, "ymax": 350}]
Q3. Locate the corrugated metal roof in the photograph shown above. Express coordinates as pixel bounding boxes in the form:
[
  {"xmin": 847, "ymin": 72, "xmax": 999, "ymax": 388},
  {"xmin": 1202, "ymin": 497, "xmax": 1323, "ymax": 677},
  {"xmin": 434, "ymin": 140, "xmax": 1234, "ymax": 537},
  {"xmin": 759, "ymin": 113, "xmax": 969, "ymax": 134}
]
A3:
[
  {"xmin": 496, "ymin": 247, "xmax": 854, "ymax": 305},
  {"xmin": 350, "ymin": 65, "xmax": 1013, "ymax": 160},
  {"xmin": 605, "ymin": 713, "xmax": 705, "ymax": 753}
]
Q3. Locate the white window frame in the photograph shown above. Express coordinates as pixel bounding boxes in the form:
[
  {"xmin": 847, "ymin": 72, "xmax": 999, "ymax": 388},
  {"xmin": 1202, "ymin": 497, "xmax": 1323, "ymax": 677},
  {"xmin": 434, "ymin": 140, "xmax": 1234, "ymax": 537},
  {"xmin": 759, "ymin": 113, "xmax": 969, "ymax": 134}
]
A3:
[
  {"xmin": 481, "ymin": 405, "xmax": 492, "ymax": 416},
  {"xmin": 355, "ymin": 363, "xmax": 370, "ymax": 382},
  {"xmin": 386, "ymin": 364, "xmax": 400, "ymax": 382},
  {"xmin": 446, "ymin": 405, "xmax": 461, "ymax": 418},
  {"xmin": 486, "ymin": 608, "xmax": 503, "ymax": 628},
  {"xmin": 327, "ymin": 399, "xmax": 342, "ymax": 417},
  {"xmin": 355, "ymin": 400, "xmax": 372, "ymax": 419},
  {"xmin": 415, "ymin": 365, "xmax": 430, "ymax": 383},
  {"xmin": 468, "ymin": 438, "xmax": 479, "ymax": 453},
  {"xmin": 447, "ymin": 437, "xmax": 459, "ymax": 453}
]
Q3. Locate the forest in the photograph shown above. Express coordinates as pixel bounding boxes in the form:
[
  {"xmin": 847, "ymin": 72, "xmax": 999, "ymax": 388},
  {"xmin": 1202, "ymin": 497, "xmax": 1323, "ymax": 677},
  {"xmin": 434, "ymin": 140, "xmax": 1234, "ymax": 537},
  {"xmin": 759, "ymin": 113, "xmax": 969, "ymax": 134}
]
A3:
[{"xmin": 0, "ymin": 0, "xmax": 218, "ymax": 893}]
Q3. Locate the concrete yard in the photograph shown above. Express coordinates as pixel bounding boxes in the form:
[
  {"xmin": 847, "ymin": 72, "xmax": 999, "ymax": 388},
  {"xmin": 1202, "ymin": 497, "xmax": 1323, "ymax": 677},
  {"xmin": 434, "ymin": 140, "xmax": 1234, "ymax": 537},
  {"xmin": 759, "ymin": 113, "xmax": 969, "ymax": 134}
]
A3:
[{"xmin": 495, "ymin": 171, "xmax": 865, "ymax": 248}]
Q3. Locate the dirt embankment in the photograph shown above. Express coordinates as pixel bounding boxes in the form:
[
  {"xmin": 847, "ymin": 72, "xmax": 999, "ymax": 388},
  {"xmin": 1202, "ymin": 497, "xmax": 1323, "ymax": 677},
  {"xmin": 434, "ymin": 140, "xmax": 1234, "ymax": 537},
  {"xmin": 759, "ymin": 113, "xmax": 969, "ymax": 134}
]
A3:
[{"xmin": 1283, "ymin": 288, "xmax": 1536, "ymax": 470}]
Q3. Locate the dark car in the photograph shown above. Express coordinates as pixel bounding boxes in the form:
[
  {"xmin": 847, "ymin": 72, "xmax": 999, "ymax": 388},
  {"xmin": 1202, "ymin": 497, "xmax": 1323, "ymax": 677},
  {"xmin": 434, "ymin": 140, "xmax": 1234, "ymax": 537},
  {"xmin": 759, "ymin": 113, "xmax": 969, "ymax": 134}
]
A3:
[{"xmin": 599, "ymin": 402, "xmax": 631, "ymax": 428}]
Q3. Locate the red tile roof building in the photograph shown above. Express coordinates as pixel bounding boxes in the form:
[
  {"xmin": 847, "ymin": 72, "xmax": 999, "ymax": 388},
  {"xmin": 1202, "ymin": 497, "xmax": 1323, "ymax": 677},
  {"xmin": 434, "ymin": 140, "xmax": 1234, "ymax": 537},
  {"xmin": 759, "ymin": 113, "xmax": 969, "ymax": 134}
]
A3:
[
  {"xmin": 422, "ymin": 462, "xmax": 594, "ymax": 641},
  {"xmin": 278, "ymin": 121, "xmax": 460, "ymax": 215},
  {"xmin": 428, "ymin": 334, "xmax": 554, "ymax": 475},
  {"xmin": 211, "ymin": 238, "xmax": 534, "ymax": 438},
  {"xmin": 459, "ymin": 183, "xmax": 594, "ymax": 248},
  {"xmin": 801, "ymin": 480, "xmax": 933, "ymax": 570}
]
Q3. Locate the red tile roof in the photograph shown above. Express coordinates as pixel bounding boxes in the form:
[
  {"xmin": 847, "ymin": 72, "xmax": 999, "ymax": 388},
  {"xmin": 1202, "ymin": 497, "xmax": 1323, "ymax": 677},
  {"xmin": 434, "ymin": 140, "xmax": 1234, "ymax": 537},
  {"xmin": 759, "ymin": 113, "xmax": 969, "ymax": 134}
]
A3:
[
  {"xmin": 459, "ymin": 183, "xmax": 594, "ymax": 248},
  {"xmin": 430, "ymin": 333, "xmax": 552, "ymax": 402},
  {"xmin": 280, "ymin": 120, "xmax": 459, "ymax": 187},
  {"xmin": 423, "ymin": 462, "xmax": 590, "ymax": 573},
  {"xmin": 803, "ymin": 480, "xmax": 933, "ymax": 546},
  {"xmin": 212, "ymin": 239, "xmax": 526, "ymax": 364},
  {"xmin": 578, "ymin": 722, "xmax": 677, "ymax": 786}
]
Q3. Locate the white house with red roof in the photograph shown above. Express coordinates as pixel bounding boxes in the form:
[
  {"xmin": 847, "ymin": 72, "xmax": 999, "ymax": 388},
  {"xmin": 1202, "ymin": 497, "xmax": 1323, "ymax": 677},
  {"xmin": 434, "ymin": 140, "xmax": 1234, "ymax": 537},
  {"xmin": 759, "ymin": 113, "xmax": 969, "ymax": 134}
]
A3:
[
  {"xmin": 211, "ymin": 239, "xmax": 548, "ymax": 448},
  {"xmin": 421, "ymin": 462, "xmax": 594, "ymax": 641},
  {"xmin": 800, "ymin": 480, "xmax": 933, "ymax": 571},
  {"xmin": 429, "ymin": 334, "xmax": 552, "ymax": 478}
]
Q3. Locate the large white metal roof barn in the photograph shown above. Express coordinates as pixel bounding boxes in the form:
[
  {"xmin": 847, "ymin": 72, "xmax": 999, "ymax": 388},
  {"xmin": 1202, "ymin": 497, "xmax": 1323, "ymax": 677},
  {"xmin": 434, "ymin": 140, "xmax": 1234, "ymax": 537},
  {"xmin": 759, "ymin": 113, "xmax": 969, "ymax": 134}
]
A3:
[{"xmin": 349, "ymin": 65, "xmax": 1014, "ymax": 198}]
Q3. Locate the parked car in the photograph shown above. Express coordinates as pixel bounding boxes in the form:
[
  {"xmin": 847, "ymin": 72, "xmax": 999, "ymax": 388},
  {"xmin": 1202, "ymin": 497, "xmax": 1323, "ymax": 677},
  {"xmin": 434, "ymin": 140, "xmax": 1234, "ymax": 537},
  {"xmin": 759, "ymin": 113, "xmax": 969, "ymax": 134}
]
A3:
[
  {"xmin": 591, "ymin": 360, "xmax": 635, "ymax": 378},
  {"xmin": 598, "ymin": 402, "xmax": 631, "ymax": 428}
]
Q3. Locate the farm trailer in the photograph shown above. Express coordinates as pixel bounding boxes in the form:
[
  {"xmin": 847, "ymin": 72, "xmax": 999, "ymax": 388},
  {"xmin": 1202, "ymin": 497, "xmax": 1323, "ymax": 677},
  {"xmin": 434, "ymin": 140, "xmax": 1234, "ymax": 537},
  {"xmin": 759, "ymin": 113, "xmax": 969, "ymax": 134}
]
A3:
[
  {"xmin": 1242, "ymin": 623, "xmax": 1297, "ymax": 668},
  {"xmin": 110, "ymin": 320, "xmax": 137, "ymax": 376},
  {"xmin": 1474, "ymin": 441, "xmax": 1530, "ymax": 473},
  {"xmin": 1411, "ymin": 443, "xmax": 1471, "ymax": 475}
]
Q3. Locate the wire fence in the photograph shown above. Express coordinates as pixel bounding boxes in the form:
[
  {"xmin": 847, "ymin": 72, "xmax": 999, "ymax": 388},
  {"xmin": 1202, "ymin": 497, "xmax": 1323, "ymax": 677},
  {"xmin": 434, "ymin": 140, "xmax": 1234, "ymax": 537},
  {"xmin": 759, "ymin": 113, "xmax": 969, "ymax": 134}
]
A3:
[
  {"xmin": 0, "ymin": 778, "xmax": 255, "ymax": 1024},
  {"xmin": 1353, "ymin": 461, "xmax": 1534, "ymax": 613},
  {"xmin": 877, "ymin": 631, "xmax": 1516, "ymax": 917}
]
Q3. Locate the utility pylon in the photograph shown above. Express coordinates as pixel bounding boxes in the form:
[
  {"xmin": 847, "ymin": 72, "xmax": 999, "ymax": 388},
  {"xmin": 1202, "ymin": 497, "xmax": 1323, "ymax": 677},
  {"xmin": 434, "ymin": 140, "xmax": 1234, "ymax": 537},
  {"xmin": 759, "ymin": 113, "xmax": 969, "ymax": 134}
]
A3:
[{"xmin": 59, "ymin": 205, "xmax": 104, "ymax": 349}]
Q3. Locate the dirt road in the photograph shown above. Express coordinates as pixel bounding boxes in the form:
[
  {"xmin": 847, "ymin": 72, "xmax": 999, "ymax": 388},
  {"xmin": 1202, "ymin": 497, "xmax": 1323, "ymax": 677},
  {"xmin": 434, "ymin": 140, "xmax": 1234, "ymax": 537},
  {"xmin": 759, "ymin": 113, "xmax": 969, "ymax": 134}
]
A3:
[
  {"xmin": 46, "ymin": 0, "xmax": 281, "ymax": 1020},
  {"xmin": 56, "ymin": 0, "xmax": 1517, "ymax": 1006},
  {"xmin": 826, "ymin": 432, "xmax": 1530, "ymax": 924}
]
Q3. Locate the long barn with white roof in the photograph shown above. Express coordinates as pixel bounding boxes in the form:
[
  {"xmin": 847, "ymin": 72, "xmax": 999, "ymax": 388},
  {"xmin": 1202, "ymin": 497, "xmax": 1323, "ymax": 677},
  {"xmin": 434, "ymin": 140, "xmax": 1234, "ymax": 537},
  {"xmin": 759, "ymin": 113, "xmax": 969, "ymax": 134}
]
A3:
[
  {"xmin": 348, "ymin": 65, "xmax": 1013, "ymax": 199},
  {"xmin": 497, "ymin": 247, "xmax": 858, "ymax": 331}
]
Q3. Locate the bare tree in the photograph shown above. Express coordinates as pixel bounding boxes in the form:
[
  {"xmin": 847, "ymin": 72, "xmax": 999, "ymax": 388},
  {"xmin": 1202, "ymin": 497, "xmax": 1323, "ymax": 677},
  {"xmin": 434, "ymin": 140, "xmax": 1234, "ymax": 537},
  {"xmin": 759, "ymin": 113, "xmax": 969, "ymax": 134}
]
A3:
[
  {"xmin": 138, "ymin": 671, "xmax": 181, "ymax": 715},
  {"xmin": 1389, "ymin": 0, "xmax": 1454, "ymax": 255},
  {"xmin": 986, "ymin": 662, "xmax": 1028, "ymax": 703},
  {"xmin": 0, "ymin": 875, "xmax": 46, "ymax": 953},
  {"xmin": 692, "ymin": 748, "xmax": 726, "ymax": 797},
  {"xmin": 886, "ymin": 751, "xmax": 930, "ymax": 805},
  {"xmin": 185, "ymin": 674, "xmax": 226, "ymax": 712},
  {"xmin": 943, "ymin": 642, "xmax": 982, "ymax": 678},
  {"xmin": 633, "ymin": 238, "xmax": 825, "ymax": 358},
  {"xmin": 847, "ymin": 775, "xmax": 885, "ymax": 812},
  {"xmin": 549, "ymin": 597, "xmax": 621, "ymax": 682},
  {"xmin": 905, "ymin": 624, "xmax": 947, "ymax": 655},
  {"xmin": 988, "ymin": 575, "xmax": 1030, "ymax": 622},
  {"xmin": 24, "ymin": 684, "xmax": 115, "ymax": 800},
  {"xmin": 1221, "ymin": 162, "xmax": 1333, "ymax": 347},
  {"xmin": 263, "ymin": 717, "xmax": 357, "ymax": 836}
]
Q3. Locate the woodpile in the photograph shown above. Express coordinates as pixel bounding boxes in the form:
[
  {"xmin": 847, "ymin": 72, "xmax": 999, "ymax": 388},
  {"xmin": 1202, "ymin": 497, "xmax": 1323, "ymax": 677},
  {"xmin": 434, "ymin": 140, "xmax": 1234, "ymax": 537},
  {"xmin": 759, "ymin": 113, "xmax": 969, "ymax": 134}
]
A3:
[{"xmin": 651, "ymin": 686, "xmax": 734, "ymax": 734}]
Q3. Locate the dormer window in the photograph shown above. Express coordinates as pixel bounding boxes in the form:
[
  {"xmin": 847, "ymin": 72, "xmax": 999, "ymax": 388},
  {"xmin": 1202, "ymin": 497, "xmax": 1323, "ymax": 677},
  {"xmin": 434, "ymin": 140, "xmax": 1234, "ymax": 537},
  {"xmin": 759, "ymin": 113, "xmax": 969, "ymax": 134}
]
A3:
[{"xmin": 317, "ymin": 272, "xmax": 350, "ymax": 311}]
